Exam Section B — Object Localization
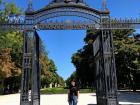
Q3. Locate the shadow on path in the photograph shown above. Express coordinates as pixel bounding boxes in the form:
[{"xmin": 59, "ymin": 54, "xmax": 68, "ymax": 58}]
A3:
[
  {"xmin": 89, "ymin": 91, "xmax": 140, "ymax": 104},
  {"xmin": 87, "ymin": 104, "xmax": 96, "ymax": 105},
  {"xmin": 90, "ymin": 94, "xmax": 96, "ymax": 97},
  {"xmin": 118, "ymin": 91, "xmax": 140, "ymax": 103}
]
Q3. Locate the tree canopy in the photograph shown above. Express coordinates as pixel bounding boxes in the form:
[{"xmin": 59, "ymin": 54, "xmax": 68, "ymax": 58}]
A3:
[
  {"xmin": 0, "ymin": 0, "xmax": 64, "ymax": 94},
  {"xmin": 113, "ymin": 30, "xmax": 140, "ymax": 91},
  {"xmin": 70, "ymin": 29, "xmax": 140, "ymax": 91}
]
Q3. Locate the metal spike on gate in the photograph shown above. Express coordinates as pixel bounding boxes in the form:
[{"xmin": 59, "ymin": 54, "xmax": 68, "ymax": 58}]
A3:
[
  {"xmin": 27, "ymin": 0, "xmax": 33, "ymax": 12},
  {"xmin": 101, "ymin": 0, "xmax": 108, "ymax": 12}
]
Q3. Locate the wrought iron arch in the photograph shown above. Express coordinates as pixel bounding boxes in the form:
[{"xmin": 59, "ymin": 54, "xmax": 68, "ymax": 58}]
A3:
[
  {"xmin": 20, "ymin": 2, "xmax": 119, "ymax": 105},
  {"xmin": 35, "ymin": 12, "xmax": 100, "ymax": 24},
  {"xmin": 25, "ymin": 3, "xmax": 106, "ymax": 29}
]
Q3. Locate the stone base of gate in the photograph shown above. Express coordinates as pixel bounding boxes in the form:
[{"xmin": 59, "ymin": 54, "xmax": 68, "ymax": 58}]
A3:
[
  {"xmin": 21, "ymin": 101, "xmax": 31, "ymax": 105},
  {"xmin": 97, "ymin": 97, "xmax": 118, "ymax": 105},
  {"xmin": 32, "ymin": 99, "xmax": 40, "ymax": 105}
]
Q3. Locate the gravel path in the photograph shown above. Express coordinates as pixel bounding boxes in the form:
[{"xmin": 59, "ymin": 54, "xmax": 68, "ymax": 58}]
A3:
[{"xmin": 0, "ymin": 92, "xmax": 140, "ymax": 105}]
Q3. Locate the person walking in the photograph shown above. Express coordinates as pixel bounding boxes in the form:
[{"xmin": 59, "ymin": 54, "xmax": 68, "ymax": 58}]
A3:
[{"xmin": 68, "ymin": 79, "xmax": 79, "ymax": 105}]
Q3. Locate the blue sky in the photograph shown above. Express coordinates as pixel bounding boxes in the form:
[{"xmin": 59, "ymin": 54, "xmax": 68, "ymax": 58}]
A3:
[
  {"xmin": 37, "ymin": 30, "xmax": 85, "ymax": 80},
  {"xmin": 5, "ymin": 0, "xmax": 140, "ymax": 80}
]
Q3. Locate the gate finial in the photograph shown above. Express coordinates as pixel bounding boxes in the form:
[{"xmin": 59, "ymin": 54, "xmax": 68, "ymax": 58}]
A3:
[
  {"xmin": 101, "ymin": 0, "xmax": 108, "ymax": 12},
  {"xmin": 27, "ymin": 0, "xmax": 33, "ymax": 12}
]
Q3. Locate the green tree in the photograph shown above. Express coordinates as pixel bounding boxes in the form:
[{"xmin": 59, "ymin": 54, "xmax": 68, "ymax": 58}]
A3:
[
  {"xmin": 113, "ymin": 30, "xmax": 140, "ymax": 91},
  {"xmin": 0, "ymin": 0, "xmax": 65, "ymax": 92},
  {"xmin": 71, "ymin": 30, "xmax": 98, "ymax": 88},
  {"xmin": 40, "ymin": 53, "xmax": 64, "ymax": 88},
  {"xmin": 66, "ymin": 71, "xmax": 77, "ymax": 87},
  {"xmin": 5, "ymin": 2, "xmax": 21, "ymax": 15},
  {"xmin": 71, "ymin": 29, "xmax": 140, "ymax": 91},
  {"xmin": 0, "ymin": 0, "xmax": 23, "ymax": 94},
  {"xmin": 0, "ymin": 48, "xmax": 20, "ymax": 94}
]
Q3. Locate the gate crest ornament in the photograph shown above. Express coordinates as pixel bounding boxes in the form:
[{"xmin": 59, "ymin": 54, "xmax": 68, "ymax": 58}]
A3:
[{"xmin": 52, "ymin": 0, "xmax": 83, "ymax": 3}]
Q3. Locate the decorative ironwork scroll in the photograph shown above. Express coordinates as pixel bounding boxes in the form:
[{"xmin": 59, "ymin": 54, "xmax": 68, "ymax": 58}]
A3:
[{"xmin": 1, "ymin": 18, "xmax": 140, "ymax": 30}]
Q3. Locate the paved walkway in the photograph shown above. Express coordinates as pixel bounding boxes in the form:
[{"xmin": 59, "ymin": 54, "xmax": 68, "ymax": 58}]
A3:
[{"xmin": 0, "ymin": 92, "xmax": 140, "ymax": 105}]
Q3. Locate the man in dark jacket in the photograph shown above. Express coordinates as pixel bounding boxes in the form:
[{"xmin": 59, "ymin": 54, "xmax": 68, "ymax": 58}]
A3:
[{"xmin": 68, "ymin": 79, "xmax": 79, "ymax": 105}]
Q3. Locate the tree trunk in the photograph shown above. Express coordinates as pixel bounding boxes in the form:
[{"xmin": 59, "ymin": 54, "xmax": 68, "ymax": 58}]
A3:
[
  {"xmin": 132, "ymin": 71, "xmax": 137, "ymax": 92},
  {"xmin": 1, "ymin": 79, "xmax": 4, "ymax": 94}
]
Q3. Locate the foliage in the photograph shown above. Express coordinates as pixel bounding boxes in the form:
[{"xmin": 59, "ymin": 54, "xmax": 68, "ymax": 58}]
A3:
[
  {"xmin": 4, "ymin": 2, "xmax": 22, "ymax": 15},
  {"xmin": 0, "ymin": 31, "xmax": 23, "ymax": 68},
  {"xmin": 0, "ymin": 1, "xmax": 22, "ymax": 23},
  {"xmin": 113, "ymin": 30, "xmax": 140, "ymax": 91},
  {"xmin": 0, "ymin": 0, "xmax": 23, "ymax": 94},
  {"xmin": 65, "ymin": 71, "xmax": 77, "ymax": 87},
  {"xmin": 0, "ymin": 0, "xmax": 64, "ymax": 94},
  {"xmin": 0, "ymin": 48, "xmax": 20, "ymax": 78},
  {"xmin": 71, "ymin": 30, "xmax": 99, "ymax": 88},
  {"xmin": 40, "ymin": 53, "xmax": 65, "ymax": 88},
  {"xmin": 71, "ymin": 29, "xmax": 140, "ymax": 91}
]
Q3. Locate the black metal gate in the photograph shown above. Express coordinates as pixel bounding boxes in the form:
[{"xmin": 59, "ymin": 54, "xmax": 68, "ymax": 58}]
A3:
[{"xmin": 1, "ymin": 0, "xmax": 140, "ymax": 105}]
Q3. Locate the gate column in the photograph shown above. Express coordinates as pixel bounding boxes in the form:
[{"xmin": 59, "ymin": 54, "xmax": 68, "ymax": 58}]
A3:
[
  {"xmin": 20, "ymin": 30, "xmax": 33, "ymax": 105},
  {"xmin": 31, "ymin": 31, "xmax": 40, "ymax": 105},
  {"xmin": 93, "ymin": 14, "xmax": 119, "ymax": 105}
]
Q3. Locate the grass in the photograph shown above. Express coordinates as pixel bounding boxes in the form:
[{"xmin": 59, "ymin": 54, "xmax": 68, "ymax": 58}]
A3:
[
  {"xmin": 41, "ymin": 88, "xmax": 68, "ymax": 94},
  {"xmin": 41, "ymin": 87, "xmax": 95, "ymax": 94}
]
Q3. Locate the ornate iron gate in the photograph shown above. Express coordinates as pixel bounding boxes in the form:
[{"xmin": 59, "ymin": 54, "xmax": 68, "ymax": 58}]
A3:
[{"xmin": 0, "ymin": 0, "xmax": 140, "ymax": 105}]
